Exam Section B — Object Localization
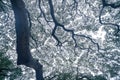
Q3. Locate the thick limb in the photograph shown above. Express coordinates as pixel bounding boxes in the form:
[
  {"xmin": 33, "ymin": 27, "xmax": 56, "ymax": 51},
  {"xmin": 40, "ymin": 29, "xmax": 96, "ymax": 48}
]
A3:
[{"xmin": 10, "ymin": 0, "xmax": 44, "ymax": 80}]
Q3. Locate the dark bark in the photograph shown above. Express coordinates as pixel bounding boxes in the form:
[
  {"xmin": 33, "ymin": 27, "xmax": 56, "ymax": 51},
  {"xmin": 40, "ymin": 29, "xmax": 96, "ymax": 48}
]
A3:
[
  {"xmin": 10, "ymin": 0, "xmax": 44, "ymax": 80},
  {"xmin": 48, "ymin": 0, "xmax": 100, "ymax": 51}
]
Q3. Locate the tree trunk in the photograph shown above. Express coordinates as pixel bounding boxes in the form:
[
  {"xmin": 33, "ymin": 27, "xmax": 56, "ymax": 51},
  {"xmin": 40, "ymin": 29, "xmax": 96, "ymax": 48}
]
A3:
[{"xmin": 10, "ymin": 0, "xmax": 44, "ymax": 80}]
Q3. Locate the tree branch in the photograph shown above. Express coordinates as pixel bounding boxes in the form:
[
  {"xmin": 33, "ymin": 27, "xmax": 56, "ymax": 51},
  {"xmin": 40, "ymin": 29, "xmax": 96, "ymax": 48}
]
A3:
[
  {"xmin": 99, "ymin": 0, "xmax": 120, "ymax": 35},
  {"xmin": 10, "ymin": 0, "xmax": 44, "ymax": 80},
  {"xmin": 48, "ymin": 0, "xmax": 100, "ymax": 51}
]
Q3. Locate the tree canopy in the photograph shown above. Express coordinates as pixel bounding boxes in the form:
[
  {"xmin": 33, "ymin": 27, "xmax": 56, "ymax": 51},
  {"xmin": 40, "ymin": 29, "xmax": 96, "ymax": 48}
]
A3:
[
  {"xmin": 0, "ymin": 51, "xmax": 22, "ymax": 80},
  {"xmin": 0, "ymin": 0, "xmax": 120, "ymax": 80}
]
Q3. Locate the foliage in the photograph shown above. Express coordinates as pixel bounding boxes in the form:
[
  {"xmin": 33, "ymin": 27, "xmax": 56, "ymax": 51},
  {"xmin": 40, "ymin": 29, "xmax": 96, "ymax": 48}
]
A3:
[
  {"xmin": 0, "ymin": 0, "xmax": 120, "ymax": 79},
  {"xmin": 45, "ymin": 71, "xmax": 107, "ymax": 80},
  {"xmin": 0, "ymin": 51, "xmax": 22, "ymax": 80},
  {"xmin": 0, "ymin": 0, "xmax": 8, "ymax": 12}
]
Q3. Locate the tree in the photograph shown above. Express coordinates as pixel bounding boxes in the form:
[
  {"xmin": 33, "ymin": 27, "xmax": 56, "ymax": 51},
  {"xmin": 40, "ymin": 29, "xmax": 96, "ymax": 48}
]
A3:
[
  {"xmin": 10, "ymin": 0, "xmax": 44, "ymax": 80},
  {"xmin": 0, "ymin": 1, "xmax": 21, "ymax": 80},
  {"xmin": 0, "ymin": 51, "xmax": 22, "ymax": 80},
  {"xmin": 1, "ymin": 0, "xmax": 120, "ymax": 80}
]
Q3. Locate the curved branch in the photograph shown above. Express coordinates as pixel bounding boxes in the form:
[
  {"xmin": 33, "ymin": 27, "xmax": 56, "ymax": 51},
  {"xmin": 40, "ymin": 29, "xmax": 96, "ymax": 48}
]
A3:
[
  {"xmin": 99, "ymin": 0, "xmax": 120, "ymax": 35},
  {"xmin": 48, "ymin": 0, "xmax": 100, "ymax": 51}
]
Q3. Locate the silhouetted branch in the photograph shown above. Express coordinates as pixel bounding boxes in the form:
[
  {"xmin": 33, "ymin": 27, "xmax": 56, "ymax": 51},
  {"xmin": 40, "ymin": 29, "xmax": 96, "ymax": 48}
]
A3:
[
  {"xmin": 48, "ymin": 0, "xmax": 100, "ymax": 51},
  {"xmin": 99, "ymin": 0, "xmax": 120, "ymax": 35},
  {"xmin": 10, "ymin": 0, "xmax": 44, "ymax": 80},
  {"xmin": 37, "ymin": 0, "xmax": 52, "ymax": 23}
]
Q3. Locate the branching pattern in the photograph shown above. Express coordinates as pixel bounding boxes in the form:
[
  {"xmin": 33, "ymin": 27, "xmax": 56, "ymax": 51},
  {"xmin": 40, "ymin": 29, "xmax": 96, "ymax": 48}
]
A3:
[
  {"xmin": 99, "ymin": 0, "xmax": 120, "ymax": 35},
  {"xmin": 47, "ymin": 0, "xmax": 100, "ymax": 51},
  {"xmin": 2, "ymin": 0, "xmax": 120, "ymax": 79}
]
